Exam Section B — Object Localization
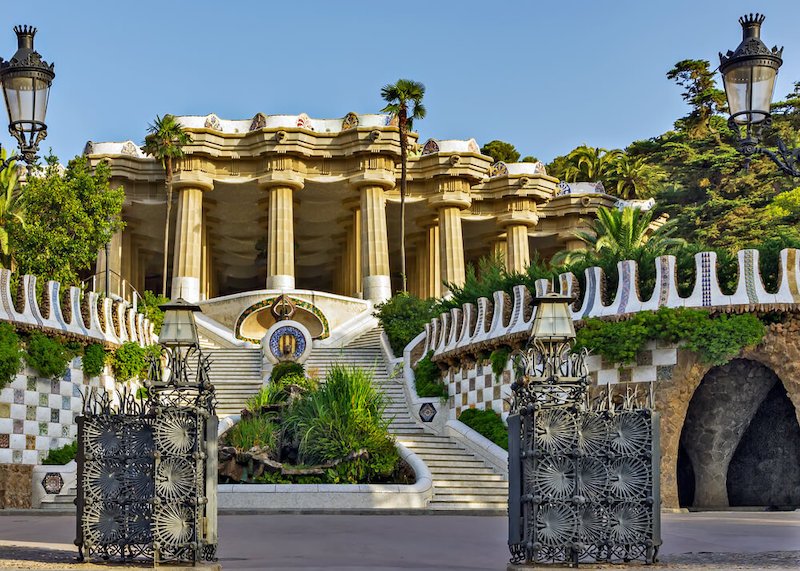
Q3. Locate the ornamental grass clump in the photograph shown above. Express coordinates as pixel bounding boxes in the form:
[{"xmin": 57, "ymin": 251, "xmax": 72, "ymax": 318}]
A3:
[
  {"xmin": 225, "ymin": 414, "xmax": 279, "ymax": 452},
  {"xmin": 284, "ymin": 364, "xmax": 398, "ymax": 482}
]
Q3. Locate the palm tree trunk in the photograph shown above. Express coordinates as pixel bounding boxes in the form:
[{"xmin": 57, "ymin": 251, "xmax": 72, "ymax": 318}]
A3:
[
  {"xmin": 399, "ymin": 115, "xmax": 408, "ymax": 293},
  {"xmin": 162, "ymin": 160, "xmax": 172, "ymax": 297}
]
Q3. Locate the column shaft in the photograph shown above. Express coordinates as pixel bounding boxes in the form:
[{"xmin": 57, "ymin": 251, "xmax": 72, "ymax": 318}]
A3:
[
  {"xmin": 97, "ymin": 230, "xmax": 123, "ymax": 297},
  {"xmin": 171, "ymin": 187, "xmax": 204, "ymax": 301},
  {"xmin": 506, "ymin": 224, "xmax": 531, "ymax": 274},
  {"xmin": 438, "ymin": 207, "xmax": 465, "ymax": 291},
  {"xmin": 267, "ymin": 186, "xmax": 295, "ymax": 290},
  {"xmin": 423, "ymin": 224, "xmax": 441, "ymax": 298},
  {"xmin": 360, "ymin": 185, "xmax": 391, "ymax": 301}
]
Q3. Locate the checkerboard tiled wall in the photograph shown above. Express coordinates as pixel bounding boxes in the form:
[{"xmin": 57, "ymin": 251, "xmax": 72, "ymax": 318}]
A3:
[
  {"xmin": 0, "ymin": 360, "xmax": 112, "ymax": 465},
  {"xmin": 447, "ymin": 341, "xmax": 679, "ymax": 422}
]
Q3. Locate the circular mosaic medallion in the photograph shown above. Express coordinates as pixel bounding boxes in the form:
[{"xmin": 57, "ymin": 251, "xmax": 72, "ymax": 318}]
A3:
[{"xmin": 264, "ymin": 320, "xmax": 312, "ymax": 364}]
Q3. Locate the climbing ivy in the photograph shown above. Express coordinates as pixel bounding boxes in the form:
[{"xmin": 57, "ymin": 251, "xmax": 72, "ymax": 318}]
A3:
[{"xmin": 574, "ymin": 306, "xmax": 766, "ymax": 366}]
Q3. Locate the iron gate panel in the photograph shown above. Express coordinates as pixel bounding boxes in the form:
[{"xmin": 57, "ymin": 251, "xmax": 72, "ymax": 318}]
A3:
[{"xmin": 508, "ymin": 338, "xmax": 661, "ymax": 566}]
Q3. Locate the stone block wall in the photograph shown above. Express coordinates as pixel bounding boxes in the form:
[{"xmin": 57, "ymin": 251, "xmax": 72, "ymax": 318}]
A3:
[{"xmin": 0, "ymin": 464, "xmax": 33, "ymax": 508}]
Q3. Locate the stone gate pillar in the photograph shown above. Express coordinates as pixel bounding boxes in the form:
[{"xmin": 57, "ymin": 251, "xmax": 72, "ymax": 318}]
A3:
[
  {"xmin": 259, "ymin": 173, "xmax": 304, "ymax": 291},
  {"xmin": 171, "ymin": 174, "xmax": 213, "ymax": 302}
]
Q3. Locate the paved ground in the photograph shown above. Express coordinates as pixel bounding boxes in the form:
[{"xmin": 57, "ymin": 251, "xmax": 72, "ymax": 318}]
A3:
[{"xmin": 0, "ymin": 511, "xmax": 797, "ymax": 570}]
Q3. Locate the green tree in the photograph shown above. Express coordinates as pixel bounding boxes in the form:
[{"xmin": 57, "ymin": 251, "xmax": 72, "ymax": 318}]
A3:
[
  {"xmin": 553, "ymin": 206, "xmax": 684, "ymax": 265},
  {"xmin": 610, "ymin": 154, "xmax": 665, "ymax": 199},
  {"xmin": 666, "ymin": 59, "xmax": 727, "ymax": 140},
  {"xmin": 0, "ymin": 149, "xmax": 25, "ymax": 269},
  {"xmin": 480, "ymin": 140, "xmax": 520, "ymax": 163},
  {"xmin": 8, "ymin": 156, "xmax": 124, "ymax": 285},
  {"xmin": 521, "ymin": 155, "xmax": 539, "ymax": 163},
  {"xmin": 142, "ymin": 114, "xmax": 192, "ymax": 297},
  {"xmin": 381, "ymin": 79, "xmax": 426, "ymax": 293},
  {"xmin": 553, "ymin": 145, "xmax": 621, "ymax": 183}
]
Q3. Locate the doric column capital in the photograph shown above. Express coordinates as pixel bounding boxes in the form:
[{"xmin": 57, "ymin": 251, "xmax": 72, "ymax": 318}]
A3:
[
  {"xmin": 171, "ymin": 171, "xmax": 215, "ymax": 192},
  {"xmin": 429, "ymin": 193, "xmax": 471, "ymax": 210},
  {"xmin": 348, "ymin": 170, "xmax": 395, "ymax": 191},
  {"xmin": 257, "ymin": 172, "xmax": 305, "ymax": 191},
  {"xmin": 497, "ymin": 210, "xmax": 539, "ymax": 228}
]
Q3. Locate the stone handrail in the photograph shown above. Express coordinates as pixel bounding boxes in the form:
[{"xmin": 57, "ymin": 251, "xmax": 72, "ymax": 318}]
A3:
[
  {"xmin": 0, "ymin": 268, "xmax": 155, "ymax": 347},
  {"xmin": 423, "ymin": 248, "xmax": 800, "ymax": 360}
]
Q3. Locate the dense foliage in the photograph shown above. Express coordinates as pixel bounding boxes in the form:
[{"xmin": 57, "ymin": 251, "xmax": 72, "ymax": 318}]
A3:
[
  {"xmin": 270, "ymin": 361, "xmax": 305, "ymax": 383},
  {"xmin": 108, "ymin": 342, "xmax": 149, "ymax": 382},
  {"xmin": 25, "ymin": 332, "xmax": 71, "ymax": 378},
  {"xmin": 42, "ymin": 441, "xmax": 78, "ymax": 465},
  {"xmin": 458, "ymin": 408, "xmax": 508, "ymax": 450},
  {"xmin": 374, "ymin": 292, "xmax": 438, "ymax": 355},
  {"xmin": 139, "ymin": 291, "xmax": 168, "ymax": 334},
  {"xmin": 226, "ymin": 415, "xmax": 279, "ymax": 451},
  {"xmin": 574, "ymin": 307, "xmax": 766, "ymax": 366},
  {"xmin": 0, "ymin": 149, "xmax": 25, "ymax": 269},
  {"xmin": 82, "ymin": 343, "xmax": 106, "ymax": 379},
  {"xmin": 8, "ymin": 156, "xmax": 124, "ymax": 286},
  {"xmin": 412, "ymin": 351, "xmax": 447, "ymax": 398},
  {"xmin": 489, "ymin": 347, "xmax": 510, "ymax": 381},
  {"xmin": 0, "ymin": 323, "xmax": 22, "ymax": 390}
]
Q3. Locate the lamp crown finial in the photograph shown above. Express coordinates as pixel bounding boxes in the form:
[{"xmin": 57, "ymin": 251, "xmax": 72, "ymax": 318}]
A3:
[{"xmin": 12, "ymin": 25, "xmax": 36, "ymax": 50}]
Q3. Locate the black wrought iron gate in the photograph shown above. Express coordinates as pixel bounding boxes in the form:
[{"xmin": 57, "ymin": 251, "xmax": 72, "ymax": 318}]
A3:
[{"xmin": 508, "ymin": 342, "xmax": 661, "ymax": 566}]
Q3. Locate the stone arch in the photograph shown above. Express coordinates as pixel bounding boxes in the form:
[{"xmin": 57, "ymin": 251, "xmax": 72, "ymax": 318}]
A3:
[{"xmin": 656, "ymin": 317, "xmax": 800, "ymax": 509}]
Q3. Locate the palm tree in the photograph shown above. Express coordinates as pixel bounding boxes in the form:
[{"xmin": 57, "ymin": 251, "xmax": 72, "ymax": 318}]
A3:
[
  {"xmin": 381, "ymin": 79, "xmax": 426, "ymax": 293},
  {"xmin": 562, "ymin": 146, "xmax": 621, "ymax": 183},
  {"xmin": 553, "ymin": 206, "xmax": 684, "ymax": 265},
  {"xmin": 141, "ymin": 114, "xmax": 191, "ymax": 296},
  {"xmin": 0, "ymin": 149, "xmax": 24, "ymax": 269},
  {"xmin": 610, "ymin": 155, "xmax": 664, "ymax": 200}
]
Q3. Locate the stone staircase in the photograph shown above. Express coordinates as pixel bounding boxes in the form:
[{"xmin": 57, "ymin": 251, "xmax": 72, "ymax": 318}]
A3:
[
  {"xmin": 306, "ymin": 327, "xmax": 508, "ymax": 512},
  {"xmin": 203, "ymin": 347, "xmax": 264, "ymax": 417}
]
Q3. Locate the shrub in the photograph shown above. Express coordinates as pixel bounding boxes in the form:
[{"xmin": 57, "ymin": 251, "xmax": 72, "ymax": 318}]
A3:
[
  {"xmin": 270, "ymin": 361, "xmax": 304, "ymax": 383},
  {"xmin": 284, "ymin": 365, "xmax": 398, "ymax": 483},
  {"xmin": 574, "ymin": 306, "xmax": 766, "ymax": 366},
  {"xmin": 82, "ymin": 343, "xmax": 106, "ymax": 378},
  {"xmin": 225, "ymin": 415, "xmax": 279, "ymax": 451},
  {"xmin": 108, "ymin": 342, "xmax": 148, "ymax": 382},
  {"xmin": 413, "ymin": 352, "xmax": 447, "ymax": 398},
  {"xmin": 0, "ymin": 323, "xmax": 22, "ymax": 390},
  {"xmin": 140, "ymin": 290, "xmax": 168, "ymax": 334},
  {"xmin": 459, "ymin": 408, "xmax": 508, "ymax": 450},
  {"xmin": 489, "ymin": 347, "xmax": 510, "ymax": 382},
  {"xmin": 374, "ymin": 292, "xmax": 438, "ymax": 355},
  {"xmin": 25, "ymin": 332, "xmax": 71, "ymax": 378},
  {"xmin": 42, "ymin": 441, "xmax": 77, "ymax": 465}
]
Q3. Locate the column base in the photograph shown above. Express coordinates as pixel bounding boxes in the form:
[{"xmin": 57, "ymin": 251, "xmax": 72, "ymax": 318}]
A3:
[
  {"xmin": 363, "ymin": 275, "xmax": 391, "ymax": 303},
  {"xmin": 171, "ymin": 277, "xmax": 200, "ymax": 303},
  {"xmin": 267, "ymin": 274, "xmax": 295, "ymax": 290}
]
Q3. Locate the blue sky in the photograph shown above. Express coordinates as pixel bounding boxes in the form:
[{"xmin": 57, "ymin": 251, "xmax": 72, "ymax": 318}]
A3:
[{"xmin": 6, "ymin": 1, "xmax": 800, "ymax": 163}]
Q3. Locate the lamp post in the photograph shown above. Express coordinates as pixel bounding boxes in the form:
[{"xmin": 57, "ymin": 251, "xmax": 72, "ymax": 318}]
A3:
[
  {"xmin": 719, "ymin": 13, "xmax": 799, "ymax": 177},
  {"xmin": 0, "ymin": 25, "xmax": 55, "ymax": 171},
  {"xmin": 154, "ymin": 297, "xmax": 203, "ymax": 388}
]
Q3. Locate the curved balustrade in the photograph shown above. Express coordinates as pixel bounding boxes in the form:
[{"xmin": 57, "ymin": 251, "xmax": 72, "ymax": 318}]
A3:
[
  {"xmin": 0, "ymin": 269, "xmax": 155, "ymax": 346},
  {"xmin": 425, "ymin": 248, "xmax": 800, "ymax": 360}
]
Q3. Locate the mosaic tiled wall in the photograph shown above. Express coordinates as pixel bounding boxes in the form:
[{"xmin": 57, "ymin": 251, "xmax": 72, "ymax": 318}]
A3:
[
  {"xmin": 446, "ymin": 341, "xmax": 678, "ymax": 422},
  {"xmin": 0, "ymin": 360, "xmax": 113, "ymax": 465}
]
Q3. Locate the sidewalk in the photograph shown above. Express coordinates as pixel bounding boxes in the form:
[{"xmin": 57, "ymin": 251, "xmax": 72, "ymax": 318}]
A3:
[{"xmin": 0, "ymin": 511, "xmax": 797, "ymax": 570}]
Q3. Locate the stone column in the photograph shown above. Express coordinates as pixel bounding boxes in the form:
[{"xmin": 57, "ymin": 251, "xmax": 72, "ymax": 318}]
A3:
[
  {"xmin": 420, "ymin": 222, "xmax": 441, "ymax": 299},
  {"xmin": 171, "ymin": 187, "xmax": 205, "ymax": 301},
  {"xmin": 347, "ymin": 207, "xmax": 362, "ymax": 298},
  {"xmin": 359, "ymin": 185, "xmax": 391, "ymax": 302},
  {"xmin": 438, "ymin": 206, "xmax": 466, "ymax": 291},
  {"xmin": 97, "ymin": 230, "xmax": 123, "ymax": 297},
  {"xmin": 259, "ymin": 173, "xmax": 303, "ymax": 291},
  {"xmin": 505, "ymin": 224, "xmax": 531, "ymax": 274},
  {"xmin": 493, "ymin": 238, "xmax": 508, "ymax": 267}
]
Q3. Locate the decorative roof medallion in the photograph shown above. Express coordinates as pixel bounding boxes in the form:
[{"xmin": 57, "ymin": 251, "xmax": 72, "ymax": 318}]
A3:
[
  {"xmin": 532, "ymin": 162, "xmax": 547, "ymax": 175},
  {"xmin": 467, "ymin": 139, "xmax": 480, "ymax": 154},
  {"xmin": 341, "ymin": 112, "xmax": 359, "ymax": 131},
  {"xmin": 249, "ymin": 112, "xmax": 267, "ymax": 131},
  {"xmin": 120, "ymin": 141, "xmax": 139, "ymax": 157},
  {"xmin": 296, "ymin": 113, "xmax": 313, "ymax": 130},
  {"xmin": 268, "ymin": 324, "xmax": 307, "ymax": 362},
  {"xmin": 421, "ymin": 139, "xmax": 440, "ymax": 156},
  {"xmin": 204, "ymin": 114, "xmax": 221, "ymax": 130},
  {"xmin": 83, "ymin": 141, "xmax": 94, "ymax": 156},
  {"xmin": 384, "ymin": 114, "xmax": 399, "ymax": 127},
  {"xmin": 270, "ymin": 294, "xmax": 296, "ymax": 321},
  {"xmin": 557, "ymin": 181, "xmax": 571, "ymax": 196},
  {"xmin": 489, "ymin": 162, "xmax": 508, "ymax": 177}
]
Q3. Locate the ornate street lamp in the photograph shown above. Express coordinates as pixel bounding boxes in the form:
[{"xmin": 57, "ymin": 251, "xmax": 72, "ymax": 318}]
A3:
[
  {"xmin": 158, "ymin": 298, "xmax": 201, "ymax": 349},
  {"xmin": 719, "ymin": 13, "xmax": 799, "ymax": 176},
  {"xmin": 0, "ymin": 25, "xmax": 55, "ymax": 169}
]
